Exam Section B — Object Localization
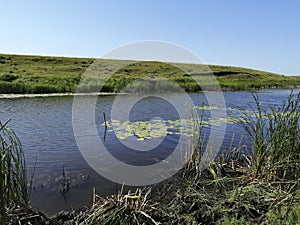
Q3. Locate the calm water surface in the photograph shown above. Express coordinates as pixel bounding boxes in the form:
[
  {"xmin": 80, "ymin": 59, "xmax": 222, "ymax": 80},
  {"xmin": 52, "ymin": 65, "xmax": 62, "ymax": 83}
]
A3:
[{"xmin": 0, "ymin": 89, "xmax": 297, "ymax": 214}]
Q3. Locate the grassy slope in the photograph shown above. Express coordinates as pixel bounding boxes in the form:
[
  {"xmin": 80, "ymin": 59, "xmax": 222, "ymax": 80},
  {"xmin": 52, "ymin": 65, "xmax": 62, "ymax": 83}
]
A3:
[{"xmin": 0, "ymin": 53, "xmax": 299, "ymax": 94}]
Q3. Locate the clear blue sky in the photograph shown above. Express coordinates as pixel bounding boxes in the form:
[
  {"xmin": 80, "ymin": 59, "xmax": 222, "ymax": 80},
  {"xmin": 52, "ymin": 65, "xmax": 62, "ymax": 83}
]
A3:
[{"xmin": 1, "ymin": 0, "xmax": 299, "ymax": 75}]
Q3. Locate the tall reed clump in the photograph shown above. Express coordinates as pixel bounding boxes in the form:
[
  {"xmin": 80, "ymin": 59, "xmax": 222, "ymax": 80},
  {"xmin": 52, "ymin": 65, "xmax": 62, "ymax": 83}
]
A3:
[
  {"xmin": 183, "ymin": 103, "xmax": 205, "ymax": 179},
  {"xmin": 0, "ymin": 120, "xmax": 28, "ymax": 223},
  {"xmin": 244, "ymin": 92, "xmax": 300, "ymax": 181}
]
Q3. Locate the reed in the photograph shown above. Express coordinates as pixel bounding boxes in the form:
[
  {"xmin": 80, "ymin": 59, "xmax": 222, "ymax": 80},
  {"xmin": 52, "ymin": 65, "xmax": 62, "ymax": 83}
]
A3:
[
  {"xmin": 243, "ymin": 92, "xmax": 300, "ymax": 181},
  {"xmin": 0, "ymin": 120, "xmax": 28, "ymax": 223},
  {"xmin": 183, "ymin": 103, "xmax": 205, "ymax": 179}
]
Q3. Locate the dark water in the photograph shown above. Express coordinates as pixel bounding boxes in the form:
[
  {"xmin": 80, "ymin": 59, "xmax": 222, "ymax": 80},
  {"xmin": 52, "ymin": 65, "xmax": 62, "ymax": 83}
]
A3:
[{"xmin": 0, "ymin": 89, "xmax": 298, "ymax": 214}]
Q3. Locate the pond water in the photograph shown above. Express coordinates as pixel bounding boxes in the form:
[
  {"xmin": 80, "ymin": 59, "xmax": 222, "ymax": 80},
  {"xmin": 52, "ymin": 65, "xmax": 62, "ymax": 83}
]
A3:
[{"xmin": 0, "ymin": 89, "xmax": 298, "ymax": 214}]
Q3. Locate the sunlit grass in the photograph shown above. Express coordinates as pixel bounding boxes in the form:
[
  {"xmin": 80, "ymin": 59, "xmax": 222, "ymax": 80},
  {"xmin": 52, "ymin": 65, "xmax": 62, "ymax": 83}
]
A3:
[{"xmin": 0, "ymin": 53, "xmax": 300, "ymax": 94}]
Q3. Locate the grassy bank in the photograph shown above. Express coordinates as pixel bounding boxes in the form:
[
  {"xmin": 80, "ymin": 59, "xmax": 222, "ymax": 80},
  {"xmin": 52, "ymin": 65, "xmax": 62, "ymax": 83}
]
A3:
[
  {"xmin": 2, "ymin": 93, "xmax": 300, "ymax": 224},
  {"xmin": 0, "ymin": 53, "xmax": 300, "ymax": 94}
]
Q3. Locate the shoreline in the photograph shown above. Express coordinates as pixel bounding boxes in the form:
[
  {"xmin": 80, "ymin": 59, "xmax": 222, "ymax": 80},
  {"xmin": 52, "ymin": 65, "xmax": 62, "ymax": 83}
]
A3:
[
  {"xmin": 0, "ymin": 92, "xmax": 120, "ymax": 99},
  {"xmin": 1, "ymin": 87, "xmax": 299, "ymax": 99}
]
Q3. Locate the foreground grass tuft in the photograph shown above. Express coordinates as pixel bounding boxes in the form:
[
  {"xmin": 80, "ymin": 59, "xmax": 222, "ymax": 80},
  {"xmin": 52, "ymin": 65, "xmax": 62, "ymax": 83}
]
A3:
[{"xmin": 0, "ymin": 120, "xmax": 28, "ymax": 224}]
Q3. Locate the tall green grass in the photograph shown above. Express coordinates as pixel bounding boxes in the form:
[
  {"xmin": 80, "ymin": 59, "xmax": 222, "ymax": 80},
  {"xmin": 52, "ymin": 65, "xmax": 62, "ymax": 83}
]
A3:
[
  {"xmin": 0, "ymin": 120, "xmax": 28, "ymax": 223},
  {"xmin": 161, "ymin": 93, "xmax": 300, "ymax": 224},
  {"xmin": 244, "ymin": 92, "xmax": 300, "ymax": 181}
]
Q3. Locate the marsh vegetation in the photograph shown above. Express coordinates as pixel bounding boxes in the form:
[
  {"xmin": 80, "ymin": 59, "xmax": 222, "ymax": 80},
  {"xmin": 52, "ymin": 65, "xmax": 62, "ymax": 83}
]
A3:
[{"xmin": 1, "ymin": 92, "xmax": 299, "ymax": 224}]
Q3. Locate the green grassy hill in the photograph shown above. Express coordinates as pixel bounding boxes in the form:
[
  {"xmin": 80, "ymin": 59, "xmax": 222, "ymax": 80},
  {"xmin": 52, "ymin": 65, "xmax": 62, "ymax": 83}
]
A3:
[{"xmin": 0, "ymin": 53, "xmax": 299, "ymax": 94}]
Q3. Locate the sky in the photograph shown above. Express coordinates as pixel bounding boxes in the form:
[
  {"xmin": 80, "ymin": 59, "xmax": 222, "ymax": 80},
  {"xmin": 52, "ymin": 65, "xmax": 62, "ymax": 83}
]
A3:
[{"xmin": 0, "ymin": 0, "xmax": 300, "ymax": 75}]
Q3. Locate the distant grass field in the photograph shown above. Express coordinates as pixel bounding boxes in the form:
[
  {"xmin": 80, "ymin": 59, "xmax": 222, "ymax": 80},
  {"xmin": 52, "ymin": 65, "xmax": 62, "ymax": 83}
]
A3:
[{"xmin": 0, "ymin": 53, "xmax": 299, "ymax": 94}]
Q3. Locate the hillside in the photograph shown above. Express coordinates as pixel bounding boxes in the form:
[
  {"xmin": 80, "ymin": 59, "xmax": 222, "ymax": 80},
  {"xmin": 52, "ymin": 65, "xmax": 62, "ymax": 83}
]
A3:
[{"xmin": 0, "ymin": 53, "xmax": 299, "ymax": 94}]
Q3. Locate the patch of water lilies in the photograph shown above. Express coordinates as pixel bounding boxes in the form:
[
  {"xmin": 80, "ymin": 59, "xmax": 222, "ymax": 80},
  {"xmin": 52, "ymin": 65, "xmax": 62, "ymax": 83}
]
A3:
[
  {"xmin": 101, "ymin": 105, "xmax": 250, "ymax": 141},
  {"xmin": 104, "ymin": 119, "xmax": 193, "ymax": 140},
  {"xmin": 101, "ymin": 105, "xmax": 298, "ymax": 141}
]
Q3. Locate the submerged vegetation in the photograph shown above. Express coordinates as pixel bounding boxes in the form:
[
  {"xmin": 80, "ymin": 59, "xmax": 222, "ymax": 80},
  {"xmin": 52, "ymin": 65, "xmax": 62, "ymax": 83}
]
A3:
[
  {"xmin": 0, "ymin": 53, "xmax": 300, "ymax": 94},
  {"xmin": 1, "ymin": 92, "xmax": 300, "ymax": 224}
]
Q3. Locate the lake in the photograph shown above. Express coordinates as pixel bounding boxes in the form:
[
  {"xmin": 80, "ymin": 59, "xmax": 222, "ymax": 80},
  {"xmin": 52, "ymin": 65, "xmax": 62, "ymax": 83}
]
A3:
[{"xmin": 0, "ymin": 89, "xmax": 297, "ymax": 214}]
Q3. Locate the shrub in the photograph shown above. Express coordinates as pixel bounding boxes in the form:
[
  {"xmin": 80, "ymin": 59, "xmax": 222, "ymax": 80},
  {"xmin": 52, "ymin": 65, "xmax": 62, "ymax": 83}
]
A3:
[{"xmin": 0, "ymin": 74, "xmax": 19, "ymax": 82}]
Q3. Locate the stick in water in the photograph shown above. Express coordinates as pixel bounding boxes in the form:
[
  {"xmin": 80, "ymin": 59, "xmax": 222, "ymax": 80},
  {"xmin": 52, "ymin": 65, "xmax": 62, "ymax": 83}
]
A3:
[{"xmin": 103, "ymin": 112, "xmax": 107, "ymax": 128}]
